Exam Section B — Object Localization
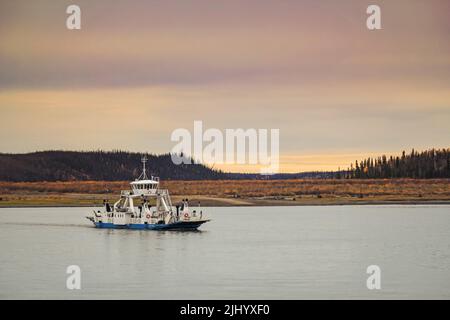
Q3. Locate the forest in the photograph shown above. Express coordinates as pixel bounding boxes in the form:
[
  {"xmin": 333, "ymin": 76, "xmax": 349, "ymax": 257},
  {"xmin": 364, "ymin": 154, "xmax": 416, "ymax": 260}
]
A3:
[
  {"xmin": 342, "ymin": 148, "xmax": 450, "ymax": 179},
  {"xmin": 0, "ymin": 148, "xmax": 448, "ymax": 182},
  {"xmin": 0, "ymin": 151, "xmax": 226, "ymax": 182}
]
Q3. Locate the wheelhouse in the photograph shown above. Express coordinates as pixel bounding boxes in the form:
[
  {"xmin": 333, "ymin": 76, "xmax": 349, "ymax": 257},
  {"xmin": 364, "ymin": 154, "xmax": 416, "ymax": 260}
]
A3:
[{"xmin": 130, "ymin": 178, "xmax": 159, "ymax": 196}]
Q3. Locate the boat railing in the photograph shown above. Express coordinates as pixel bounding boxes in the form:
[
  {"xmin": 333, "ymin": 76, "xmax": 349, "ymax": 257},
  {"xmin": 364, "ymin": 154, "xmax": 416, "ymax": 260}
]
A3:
[
  {"xmin": 157, "ymin": 189, "xmax": 169, "ymax": 196},
  {"xmin": 121, "ymin": 190, "xmax": 131, "ymax": 196},
  {"xmin": 121, "ymin": 187, "xmax": 169, "ymax": 196}
]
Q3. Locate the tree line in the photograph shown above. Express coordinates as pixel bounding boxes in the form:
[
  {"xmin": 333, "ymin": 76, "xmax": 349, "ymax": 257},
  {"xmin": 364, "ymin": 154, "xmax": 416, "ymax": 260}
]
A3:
[
  {"xmin": 1, "ymin": 148, "xmax": 448, "ymax": 182},
  {"xmin": 338, "ymin": 148, "xmax": 450, "ymax": 179},
  {"xmin": 0, "ymin": 150, "xmax": 228, "ymax": 182}
]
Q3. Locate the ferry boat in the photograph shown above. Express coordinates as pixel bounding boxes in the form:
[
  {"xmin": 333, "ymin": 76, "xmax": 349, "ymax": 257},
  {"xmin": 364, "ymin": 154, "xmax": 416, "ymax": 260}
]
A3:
[{"xmin": 86, "ymin": 156, "xmax": 209, "ymax": 230}]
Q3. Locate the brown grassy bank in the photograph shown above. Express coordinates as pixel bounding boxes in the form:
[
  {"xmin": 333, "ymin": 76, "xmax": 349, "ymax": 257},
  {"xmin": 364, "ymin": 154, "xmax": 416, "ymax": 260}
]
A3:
[{"xmin": 0, "ymin": 179, "xmax": 449, "ymax": 207}]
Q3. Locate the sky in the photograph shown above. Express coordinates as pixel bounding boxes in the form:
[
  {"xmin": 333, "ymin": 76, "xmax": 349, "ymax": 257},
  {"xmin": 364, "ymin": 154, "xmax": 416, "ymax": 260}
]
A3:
[{"xmin": 0, "ymin": 0, "xmax": 449, "ymax": 172}]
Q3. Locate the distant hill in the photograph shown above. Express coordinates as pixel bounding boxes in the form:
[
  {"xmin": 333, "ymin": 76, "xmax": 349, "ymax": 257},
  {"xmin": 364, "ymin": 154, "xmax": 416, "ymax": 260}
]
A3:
[
  {"xmin": 0, "ymin": 151, "xmax": 228, "ymax": 182},
  {"xmin": 9, "ymin": 149, "xmax": 446, "ymax": 182},
  {"xmin": 0, "ymin": 150, "xmax": 335, "ymax": 182}
]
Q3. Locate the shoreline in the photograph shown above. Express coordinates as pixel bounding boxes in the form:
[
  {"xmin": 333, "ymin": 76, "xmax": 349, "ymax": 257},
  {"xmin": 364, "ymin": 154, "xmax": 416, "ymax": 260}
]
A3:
[
  {"xmin": 1, "ymin": 178, "xmax": 449, "ymax": 208},
  {"xmin": 1, "ymin": 198, "xmax": 450, "ymax": 208}
]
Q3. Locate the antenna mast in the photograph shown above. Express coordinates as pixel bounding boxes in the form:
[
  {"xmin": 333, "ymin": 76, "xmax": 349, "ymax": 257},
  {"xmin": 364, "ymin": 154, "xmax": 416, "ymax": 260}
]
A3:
[{"xmin": 140, "ymin": 155, "xmax": 149, "ymax": 180}]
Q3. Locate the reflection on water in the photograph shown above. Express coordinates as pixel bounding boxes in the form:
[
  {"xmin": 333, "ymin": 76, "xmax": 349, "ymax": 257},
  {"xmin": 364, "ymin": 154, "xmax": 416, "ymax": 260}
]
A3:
[{"xmin": 0, "ymin": 205, "xmax": 449, "ymax": 299}]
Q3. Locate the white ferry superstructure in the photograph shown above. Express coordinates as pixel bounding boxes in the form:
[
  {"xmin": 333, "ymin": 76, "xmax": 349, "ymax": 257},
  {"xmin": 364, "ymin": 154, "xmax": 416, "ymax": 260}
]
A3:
[{"xmin": 86, "ymin": 156, "xmax": 209, "ymax": 230}]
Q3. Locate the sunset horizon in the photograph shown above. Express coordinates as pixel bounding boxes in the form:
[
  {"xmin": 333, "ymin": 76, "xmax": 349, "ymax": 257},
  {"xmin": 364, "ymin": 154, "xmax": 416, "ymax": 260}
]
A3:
[{"xmin": 1, "ymin": 0, "xmax": 449, "ymax": 174}]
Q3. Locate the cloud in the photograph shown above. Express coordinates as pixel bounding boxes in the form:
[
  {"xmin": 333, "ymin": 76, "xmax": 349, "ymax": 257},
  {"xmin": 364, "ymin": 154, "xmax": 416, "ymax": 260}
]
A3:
[{"xmin": 1, "ymin": 0, "xmax": 449, "ymax": 89}]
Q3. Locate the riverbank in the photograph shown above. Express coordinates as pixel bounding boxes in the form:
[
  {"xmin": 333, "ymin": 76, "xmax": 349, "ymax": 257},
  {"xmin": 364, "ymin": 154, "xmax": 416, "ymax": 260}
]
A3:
[{"xmin": 0, "ymin": 179, "xmax": 449, "ymax": 207}]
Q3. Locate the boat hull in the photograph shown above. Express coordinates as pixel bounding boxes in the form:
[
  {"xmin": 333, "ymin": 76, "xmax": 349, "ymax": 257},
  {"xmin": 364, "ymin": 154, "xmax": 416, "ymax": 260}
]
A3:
[{"xmin": 92, "ymin": 220, "xmax": 209, "ymax": 230}]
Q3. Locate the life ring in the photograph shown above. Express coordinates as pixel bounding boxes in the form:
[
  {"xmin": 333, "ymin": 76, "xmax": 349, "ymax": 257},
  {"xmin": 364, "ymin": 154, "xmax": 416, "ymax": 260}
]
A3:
[
  {"xmin": 184, "ymin": 213, "xmax": 189, "ymax": 218},
  {"xmin": 146, "ymin": 214, "xmax": 151, "ymax": 219}
]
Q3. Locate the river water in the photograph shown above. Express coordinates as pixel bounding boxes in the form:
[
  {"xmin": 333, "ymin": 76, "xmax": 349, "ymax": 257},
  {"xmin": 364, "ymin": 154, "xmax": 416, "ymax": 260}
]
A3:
[{"xmin": 0, "ymin": 205, "xmax": 449, "ymax": 299}]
